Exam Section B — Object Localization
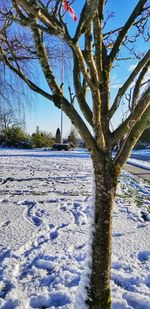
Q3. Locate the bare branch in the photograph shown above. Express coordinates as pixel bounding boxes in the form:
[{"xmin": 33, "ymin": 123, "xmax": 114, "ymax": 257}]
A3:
[
  {"xmin": 0, "ymin": 45, "xmax": 54, "ymax": 100},
  {"xmin": 74, "ymin": 0, "xmax": 99, "ymax": 42},
  {"xmin": 85, "ymin": 21, "xmax": 99, "ymax": 84},
  {"xmin": 73, "ymin": 52, "xmax": 93, "ymax": 127},
  {"xmin": 109, "ymin": 0, "xmax": 147, "ymax": 64},
  {"xmin": 104, "ymin": 11, "xmax": 150, "ymax": 39},
  {"xmin": 108, "ymin": 50, "xmax": 150, "ymax": 119},
  {"xmin": 17, "ymin": 0, "xmax": 63, "ymax": 33},
  {"xmin": 131, "ymin": 59, "xmax": 150, "ymax": 110},
  {"xmin": 31, "ymin": 22, "xmax": 62, "ymax": 96},
  {"xmin": 111, "ymin": 84, "xmax": 150, "ymax": 146},
  {"xmin": 114, "ymin": 105, "xmax": 150, "ymax": 169}
]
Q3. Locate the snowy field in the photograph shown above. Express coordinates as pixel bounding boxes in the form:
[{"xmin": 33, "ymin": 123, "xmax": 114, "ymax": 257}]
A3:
[{"xmin": 0, "ymin": 148, "xmax": 150, "ymax": 309}]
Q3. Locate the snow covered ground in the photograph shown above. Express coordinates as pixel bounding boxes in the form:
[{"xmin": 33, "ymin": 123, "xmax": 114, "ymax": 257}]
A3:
[
  {"xmin": 0, "ymin": 148, "xmax": 150, "ymax": 309},
  {"xmin": 127, "ymin": 149, "xmax": 150, "ymax": 170},
  {"xmin": 131, "ymin": 149, "xmax": 150, "ymax": 163}
]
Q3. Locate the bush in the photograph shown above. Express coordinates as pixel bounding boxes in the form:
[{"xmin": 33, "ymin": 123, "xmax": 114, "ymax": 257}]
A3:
[
  {"xmin": 0, "ymin": 127, "xmax": 55, "ymax": 149},
  {"xmin": 134, "ymin": 128, "xmax": 150, "ymax": 150},
  {"xmin": 0, "ymin": 126, "xmax": 32, "ymax": 148},
  {"xmin": 31, "ymin": 131, "xmax": 54, "ymax": 148},
  {"xmin": 139, "ymin": 128, "xmax": 150, "ymax": 144}
]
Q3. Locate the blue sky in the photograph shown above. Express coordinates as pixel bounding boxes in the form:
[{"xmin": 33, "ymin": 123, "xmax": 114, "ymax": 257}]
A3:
[{"xmin": 24, "ymin": 0, "xmax": 148, "ymax": 137}]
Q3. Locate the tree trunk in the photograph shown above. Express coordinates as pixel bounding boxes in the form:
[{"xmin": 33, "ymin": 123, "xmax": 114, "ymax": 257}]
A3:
[{"xmin": 86, "ymin": 151, "xmax": 117, "ymax": 309}]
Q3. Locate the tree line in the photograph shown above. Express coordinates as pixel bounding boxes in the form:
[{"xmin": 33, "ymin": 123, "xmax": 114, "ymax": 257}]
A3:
[
  {"xmin": 0, "ymin": 126, "xmax": 55, "ymax": 149},
  {"xmin": 0, "ymin": 107, "xmax": 78, "ymax": 148}
]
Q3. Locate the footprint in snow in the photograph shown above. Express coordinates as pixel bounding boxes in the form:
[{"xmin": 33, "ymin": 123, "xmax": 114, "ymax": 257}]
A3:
[
  {"xmin": 75, "ymin": 244, "xmax": 86, "ymax": 250},
  {"xmin": 0, "ymin": 299, "xmax": 16, "ymax": 309},
  {"xmin": 22, "ymin": 200, "xmax": 43, "ymax": 227},
  {"xmin": 112, "ymin": 261, "xmax": 122, "ymax": 270},
  {"xmin": 0, "ymin": 280, "xmax": 13, "ymax": 298},
  {"xmin": 136, "ymin": 223, "xmax": 147, "ymax": 228},
  {"xmin": 73, "ymin": 253, "xmax": 85, "ymax": 262},
  {"xmin": 141, "ymin": 211, "xmax": 150, "ymax": 222},
  {"xmin": 112, "ymin": 232, "xmax": 124, "ymax": 237},
  {"xmin": 0, "ymin": 249, "xmax": 11, "ymax": 263},
  {"xmin": 112, "ymin": 272, "xmax": 139, "ymax": 292},
  {"xmin": 20, "ymin": 255, "xmax": 58, "ymax": 280},
  {"xmin": 144, "ymin": 274, "xmax": 150, "ymax": 288},
  {"xmin": 64, "ymin": 272, "xmax": 80, "ymax": 288},
  {"xmin": 35, "ymin": 259, "xmax": 55, "ymax": 272},
  {"xmin": 0, "ymin": 221, "xmax": 10, "ymax": 228},
  {"xmin": 137, "ymin": 250, "xmax": 150, "ymax": 262},
  {"xmin": 49, "ymin": 223, "xmax": 69, "ymax": 241},
  {"xmin": 30, "ymin": 292, "xmax": 71, "ymax": 308},
  {"xmin": 31, "ymin": 216, "xmax": 42, "ymax": 226},
  {"xmin": 50, "ymin": 230, "xmax": 59, "ymax": 240}
]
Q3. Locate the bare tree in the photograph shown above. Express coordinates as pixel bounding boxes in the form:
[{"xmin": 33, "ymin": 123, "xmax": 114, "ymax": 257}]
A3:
[
  {"xmin": 0, "ymin": 105, "xmax": 24, "ymax": 130},
  {"xmin": 68, "ymin": 127, "xmax": 78, "ymax": 146},
  {"xmin": 0, "ymin": 1, "xmax": 149, "ymax": 308}
]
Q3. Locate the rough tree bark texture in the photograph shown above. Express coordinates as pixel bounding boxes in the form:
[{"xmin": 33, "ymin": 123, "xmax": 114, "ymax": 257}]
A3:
[{"xmin": 86, "ymin": 151, "xmax": 117, "ymax": 309}]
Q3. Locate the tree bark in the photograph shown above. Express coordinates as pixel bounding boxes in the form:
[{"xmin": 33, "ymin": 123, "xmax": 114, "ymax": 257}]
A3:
[{"xmin": 86, "ymin": 151, "xmax": 117, "ymax": 309}]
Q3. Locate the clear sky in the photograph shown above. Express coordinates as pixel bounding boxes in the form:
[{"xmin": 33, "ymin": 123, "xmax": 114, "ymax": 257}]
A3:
[{"xmin": 23, "ymin": 0, "xmax": 148, "ymax": 137}]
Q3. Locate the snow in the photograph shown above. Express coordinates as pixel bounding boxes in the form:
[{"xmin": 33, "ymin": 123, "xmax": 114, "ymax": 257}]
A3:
[
  {"xmin": 127, "ymin": 159, "xmax": 150, "ymax": 170},
  {"xmin": 128, "ymin": 149, "xmax": 150, "ymax": 170},
  {"xmin": 0, "ymin": 148, "xmax": 150, "ymax": 309}
]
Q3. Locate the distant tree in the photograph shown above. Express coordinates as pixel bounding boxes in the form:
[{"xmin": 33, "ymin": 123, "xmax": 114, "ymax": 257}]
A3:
[
  {"xmin": 31, "ymin": 130, "xmax": 54, "ymax": 148},
  {"xmin": 0, "ymin": 1, "xmax": 149, "ymax": 307},
  {"xmin": 140, "ymin": 127, "xmax": 150, "ymax": 143},
  {"xmin": 68, "ymin": 127, "xmax": 78, "ymax": 146},
  {"xmin": 55, "ymin": 128, "xmax": 61, "ymax": 143},
  {"xmin": 0, "ymin": 106, "xmax": 24, "ymax": 130},
  {"xmin": 134, "ymin": 127, "xmax": 150, "ymax": 149},
  {"xmin": 0, "ymin": 61, "xmax": 28, "ymax": 116}
]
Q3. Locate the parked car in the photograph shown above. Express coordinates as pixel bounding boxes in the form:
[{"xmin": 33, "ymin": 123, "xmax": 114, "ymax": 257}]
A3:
[{"xmin": 52, "ymin": 143, "xmax": 72, "ymax": 151}]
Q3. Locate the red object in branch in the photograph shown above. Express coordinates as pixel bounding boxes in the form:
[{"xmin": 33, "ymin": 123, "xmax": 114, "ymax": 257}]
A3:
[{"xmin": 63, "ymin": 1, "xmax": 77, "ymax": 21}]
